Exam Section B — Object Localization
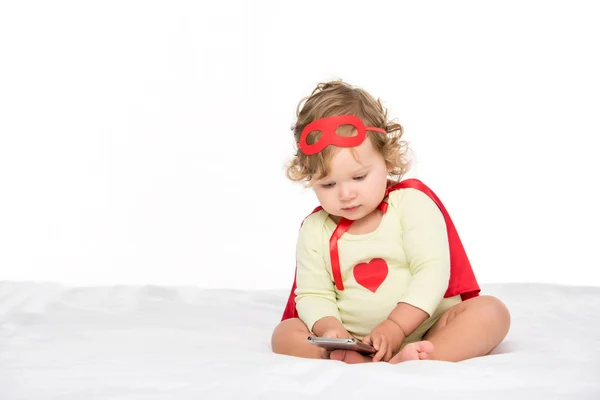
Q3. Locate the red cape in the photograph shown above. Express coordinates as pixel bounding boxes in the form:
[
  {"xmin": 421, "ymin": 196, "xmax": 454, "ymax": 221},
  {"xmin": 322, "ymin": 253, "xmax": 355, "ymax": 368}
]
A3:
[{"xmin": 281, "ymin": 178, "xmax": 480, "ymax": 321}]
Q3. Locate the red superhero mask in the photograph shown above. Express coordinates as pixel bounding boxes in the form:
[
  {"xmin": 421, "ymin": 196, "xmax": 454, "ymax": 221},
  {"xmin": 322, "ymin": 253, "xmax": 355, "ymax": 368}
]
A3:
[{"xmin": 299, "ymin": 115, "xmax": 387, "ymax": 155}]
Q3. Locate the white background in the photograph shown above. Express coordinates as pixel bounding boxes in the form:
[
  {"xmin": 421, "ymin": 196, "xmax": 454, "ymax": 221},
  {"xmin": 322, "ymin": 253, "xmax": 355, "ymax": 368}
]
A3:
[{"xmin": 1, "ymin": 0, "xmax": 599, "ymax": 290}]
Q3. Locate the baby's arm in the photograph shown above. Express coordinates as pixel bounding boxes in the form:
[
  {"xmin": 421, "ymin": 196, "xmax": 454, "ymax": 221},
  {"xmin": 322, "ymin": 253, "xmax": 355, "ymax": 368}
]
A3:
[
  {"xmin": 294, "ymin": 217, "xmax": 343, "ymax": 335},
  {"xmin": 391, "ymin": 189, "xmax": 452, "ymax": 336},
  {"xmin": 386, "ymin": 303, "xmax": 429, "ymax": 339}
]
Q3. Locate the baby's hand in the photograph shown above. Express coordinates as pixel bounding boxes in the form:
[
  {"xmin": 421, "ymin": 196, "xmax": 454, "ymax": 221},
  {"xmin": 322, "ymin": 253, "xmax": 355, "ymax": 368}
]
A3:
[
  {"xmin": 363, "ymin": 319, "xmax": 405, "ymax": 362},
  {"xmin": 320, "ymin": 328, "xmax": 352, "ymax": 339}
]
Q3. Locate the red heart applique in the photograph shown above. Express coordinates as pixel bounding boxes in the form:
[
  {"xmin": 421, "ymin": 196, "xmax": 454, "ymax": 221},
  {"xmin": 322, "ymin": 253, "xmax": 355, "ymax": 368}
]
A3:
[{"xmin": 353, "ymin": 258, "xmax": 388, "ymax": 293}]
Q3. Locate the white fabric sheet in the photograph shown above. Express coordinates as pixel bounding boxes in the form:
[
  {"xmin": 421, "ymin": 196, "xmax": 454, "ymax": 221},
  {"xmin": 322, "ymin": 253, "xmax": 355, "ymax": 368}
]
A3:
[{"xmin": 1, "ymin": 282, "xmax": 599, "ymax": 399}]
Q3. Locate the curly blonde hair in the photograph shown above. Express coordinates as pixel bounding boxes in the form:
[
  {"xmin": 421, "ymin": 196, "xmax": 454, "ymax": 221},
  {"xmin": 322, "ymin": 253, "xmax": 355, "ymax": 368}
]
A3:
[{"xmin": 286, "ymin": 80, "xmax": 410, "ymax": 185}]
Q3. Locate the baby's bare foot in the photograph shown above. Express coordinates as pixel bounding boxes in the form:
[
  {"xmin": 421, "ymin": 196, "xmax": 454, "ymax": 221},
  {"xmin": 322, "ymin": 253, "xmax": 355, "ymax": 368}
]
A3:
[
  {"xmin": 389, "ymin": 341, "xmax": 434, "ymax": 364},
  {"xmin": 329, "ymin": 350, "xmax": 372, "ymax": 364}
]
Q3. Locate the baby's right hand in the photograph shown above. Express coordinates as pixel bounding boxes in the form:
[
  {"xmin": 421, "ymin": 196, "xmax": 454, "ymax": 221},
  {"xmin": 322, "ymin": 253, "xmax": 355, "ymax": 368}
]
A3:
[
  {"xmin": 320, "ymin": 328, "xmax": 352, "ymax": 339},
  {"xmin": 312, "ymin": 316, "xmax": 350, "ymax": 338}
]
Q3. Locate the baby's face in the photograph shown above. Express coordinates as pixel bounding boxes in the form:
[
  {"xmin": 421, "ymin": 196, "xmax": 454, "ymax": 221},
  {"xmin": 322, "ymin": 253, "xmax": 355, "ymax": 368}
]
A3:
[{"xmin": 312, "ymin": 137, "xmax": 389, "ymax": 221}]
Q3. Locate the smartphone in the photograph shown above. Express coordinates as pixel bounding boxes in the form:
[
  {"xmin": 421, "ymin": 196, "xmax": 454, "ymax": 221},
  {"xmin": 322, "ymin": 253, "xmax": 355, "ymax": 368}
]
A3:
[{"xmin": 306, "ymin": 336, "xmax": 376, "ymax": 355}]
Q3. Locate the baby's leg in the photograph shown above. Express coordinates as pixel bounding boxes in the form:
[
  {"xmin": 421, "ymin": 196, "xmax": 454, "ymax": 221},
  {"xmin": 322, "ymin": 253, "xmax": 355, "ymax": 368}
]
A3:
[
  {"xmin": 395, "ymin": 295, "xmax": 510, "ymax": 363},
  {"xmin": 271, "ymin": 318, "xmax": 327, "ymax": 359},
  {"xmin": 329, "ymin": 350, "xmax": 372, "ymax": 364}
]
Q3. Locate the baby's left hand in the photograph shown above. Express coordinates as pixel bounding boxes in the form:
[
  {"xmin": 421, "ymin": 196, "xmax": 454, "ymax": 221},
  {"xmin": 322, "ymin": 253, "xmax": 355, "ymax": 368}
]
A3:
[{"xmin": 363, "ymin": 319, "xmax": 405, "ymax": 362}]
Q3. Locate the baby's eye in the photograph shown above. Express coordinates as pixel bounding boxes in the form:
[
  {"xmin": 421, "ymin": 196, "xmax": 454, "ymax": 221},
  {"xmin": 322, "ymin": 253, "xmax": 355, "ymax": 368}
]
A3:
[
  {"xmin": 353, "ymin": 174, "xmax": 367, "ymax": 181},
  {"xmin": 321, "ymin": 182, "xmax": 336, "ymax": 188}
]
